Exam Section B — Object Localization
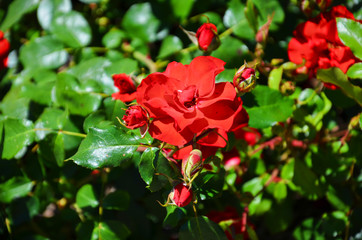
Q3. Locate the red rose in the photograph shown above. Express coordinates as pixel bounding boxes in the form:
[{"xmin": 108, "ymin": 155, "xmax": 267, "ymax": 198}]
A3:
[
  {"xmin": 233, "ymin": 127, "xmax": 261, "ymax": 146},
  {"xmin": 136, "ymin": 56, "xmax": 249, "ymax": 146},
  {"xmin": 196, "ymin": 23, "xmax": 220, "ymax": 52},
  {"xmin": 0, "ymin": 31, "xmax": 10, "ymax": 70},
  {"xmin": 122, "ymin": 105, "xmax": 148, "ymax": 130},
  {"xmin": 288, "ymin": 5, "xmax": 361, "ymax": 89},
  {"xmin": 112, "ymin": 73, "xmax": 137, "ymax": 102},
  {"xmin": 170, "ymin": 183, "xmax": 193, "ymax": 207}
]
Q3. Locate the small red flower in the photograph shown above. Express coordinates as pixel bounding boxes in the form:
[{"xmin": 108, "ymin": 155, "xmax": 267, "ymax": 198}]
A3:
[
  {"xmin": 196, "ymin": 23, "xmax": 220, "ymax": 52},
  {"xmin": 233, "ymin": 127, "xmax": 261, "ymax": 146},
  {"xmin": 170, "ymin": 183, "xmax": 193, "ymax": 207},
  {"xmin": 181, "ymin": 149, "xmax": 203, "ymax": 179},
  {"xmin": 288, "ymin": 5, "xmax": 361, "ymax": 89},
  {"xmin": 0, "ymin": 31, "xmax": 10, "ymax": 70},
  {"xmin": 112, "ymin": 73, "xmax": 137, "ymax": 102},
  {"xmin": 122, "ymin": 105, "xmax": 148, "ymax": 130}
]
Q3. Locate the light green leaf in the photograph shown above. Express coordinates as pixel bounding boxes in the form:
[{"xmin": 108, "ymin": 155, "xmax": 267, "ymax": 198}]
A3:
[
  {"xmin": 102, "ymin": 29, "xmax": 125, "ymax": 49},
  {"xmin": 347, "ymin": 62, "xmax": 362, "ymax": 79},
  {"xmin": 19, "ymin": 36, "xmax": 68, "ymax": 69},
  {"xmin": 37, "ymin": 0, "xmax": 72, "ymax": 30},
  {"xmin": 317, "ymin": 68, "xmax": 362, "ymax": 106},
  {"xmin": 70, "ymin": 126, "xmax": 142, "ymax": 169},
  {"xmin": 2, "ymin": 118, "xmax": 34, "ymax": 159},
  {"xmin": 268, "ymin": 67, "xmax": 283, "ymax": 90},
  {"xmin": 76, "ymin": 184, "xmax": 99, "ymax": 208},
  {"xmin": 179, "ymin": 216, "xmax": 228, "ymax": 240},
  {"xmin": 158, "ymin": 35, "xmax": 183, "ymax": 59},
  {"xmin": 244, "ymin": 85, "xmax": 294, "ymax": 128},
  {"xmin": 122, "ymin": 3, "xmax": 161, "ymax": 42},
  {"xmin": 0, "ymin": 177, "xmax": 34, "ymax": 203},
  {"xmin": 0, "ymin": 0, "xmax": 40, "ymax": 30},
  {"xmin": 50, "ymin": 11, "xmax": 92, "ymax": 48},
  {"xmin": 170, "ymin": 0, "xmax": 194, "ymax": 20},
  {"xmin": 337, "ymin": 17, "xmax": 362, "ymax": 60}
]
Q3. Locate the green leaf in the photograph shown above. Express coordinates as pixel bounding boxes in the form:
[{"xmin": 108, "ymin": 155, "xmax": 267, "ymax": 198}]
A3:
[
  {"xmin": 105, "ymin": 58, "xmax": 138, "ymax": 76},
  {"xmin": 122, "ymin": 3, "xmax": 161, "ymax": 42},
  {"xmin": 163, "ymin": 205, "xmax": 186, "ymax": 228},
  {"xmin": 347, "ymin": 62, "xmax": 362, "ymax": 79},
  {"xmin": 0, "ymin": 177, "xmax": 34, "ymax": 203},
  {"xmin": 170, "ymin": 0, "xmax": 194, "ymax": 20},
  {"xmin": 317, "ymin": 68, "xmax": 362, "ymax": 106},
  {"xmin": 19, "ymin": 36, "xmax": 68, "ymax": 69},
  {"xmin": 336, "ymin": 17, "xmax": 362, "ymax": 60},
  {"xmin": 157, "ymin": 35, "xmax": 183, "ymax": 59},
  {"xmin": 102, "ymin": 190, "xmax": 130, "ymax": 211},
  {"xmin": 273, "ymin": 182, "xmax": 287, "ymax": 201},
  {"xmin": 54, "ymin": 133, "xmax": 65, "ymax": 167},
  {"xmin": 21, "ymin": 81, "xmax": 55, "ymax": 105},
  {"xmin": 83, "ymin": 111, "xmax": 107, "ymax": 133},
  {"xmin": 268, "ymin": 67, "xmax": 283, "ymax": 90},
  {"xmin": 179, "ymin": 216, "xmax": 228, "ymax": 240},
  {"xmin": 2, "ymin": 118, "xmax": 34, "ymax": 159},
  {"xmin": 76, "ymin": 184, "xmax": 99, "ymax": 208},
  {"xmin": 243, "ymin": 85, "xmax": 294, "ymax": 128},
  {"xmin": 252, "ymin": 0, "xmax": 284, "ymax": 30},
  {"xmin": 92, "ymin": 221, "xmax": 130, "ymax": 240},
  {"xmin": 211, "ymin": 36, "xmax": 249, "ymax": 67},
  {"xmin": 37, "ymin": 0, "xmax": 72, "ymax": 30},
  {"xmin": 70, "ymin": 126, "xmax": 141, "ymax": 169},
  {"xmin": 223, "ymin": 0, "xmax": 254, "ymax": 40},
  {"xmin": 55, "ymin": 73, "xmax": 102, "ymax": 116},
  {"xmin": 102, "ymin": 29, "xmax": 125, "ymax": 49},
  {"xmin": 139, "ymin": 148, "xmax": 158, "ymax": 185},
  {"xmin": 50, "ymin": 11, "xmax": 92, "ymax": 48},
  {"xmin": 0, "ymin": 0, "xmax": 40, "ymax": 30}
]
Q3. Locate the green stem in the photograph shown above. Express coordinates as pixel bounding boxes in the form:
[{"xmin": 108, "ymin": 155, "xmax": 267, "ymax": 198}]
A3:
[{"xmin": 33, "ymin": 128, "xmax": 87, "ymax": 138}]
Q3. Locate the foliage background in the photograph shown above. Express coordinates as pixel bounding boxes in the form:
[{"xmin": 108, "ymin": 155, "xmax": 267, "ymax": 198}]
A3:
[{"xmin": 0, "ymin": 0, "xmax": 361, "ymax": 239}]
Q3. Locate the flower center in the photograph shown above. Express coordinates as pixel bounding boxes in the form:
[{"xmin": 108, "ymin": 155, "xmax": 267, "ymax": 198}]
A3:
[{"xmin": 177, "ymin": 85, "xmax": 198, "ymax": 108}]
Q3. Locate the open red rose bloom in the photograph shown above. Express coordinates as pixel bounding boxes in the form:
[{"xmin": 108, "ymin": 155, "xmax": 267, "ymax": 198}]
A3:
[
  {"xmin": 288, "ymin": 6, "xmax": 361, "ymax": 89},
  {"xmin": 136, "ymin": 56, "xmax": 248, "ymax": 147}
]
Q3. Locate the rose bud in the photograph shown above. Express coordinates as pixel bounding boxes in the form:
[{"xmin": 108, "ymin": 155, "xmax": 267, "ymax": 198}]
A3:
[
  {"xmin": 0, "ymin": 31, "xmax": 10, "ymax": 70},
  {"xmin": 196, "ymin": 23, "xmax": 220, "ymax": 52},
  {"xmin": 122, "ymin": 105, "xmax": 148, "ymax": 130},
  {"xmin": 111, "ymin": 73, "xmax": 137, "ymax": 102},
  {"xmin": 233, "ymin": 64, "xmax": 257, "ymax": 95},
  {"xmin": 316, "ymin": 0, "xmax": 332, "ymax": 11},
  {"xmin": 182, "ymin": 149, "xmax": 202, "ymax": 180},
  {"xmin": 169, "ymin": 183, "xmax": 193, "ymax": 207}
]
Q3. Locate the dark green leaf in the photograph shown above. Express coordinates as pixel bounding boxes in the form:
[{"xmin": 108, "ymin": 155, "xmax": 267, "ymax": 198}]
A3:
[
  {"xmin": 252, "ymin": 0, "xmax": 284, "ymax": 30},
  {"xmin": 211, "ymin": 36, "xmax": 249, "ymax": 67},
  {"xmin": 170, "ymin": 0, "xmax": 194, "ymax": 20},
  {"xmin": 243, "ymin": 85, "xmax": 294, "ymax": 128},
  {"xmin": 139, "ymin": 148, "xmax": 157, "ymax": 185},
  {"xmin": 0, "ymin": 177, "xmax": 34, "ymax": 203},
  {"xmin": 163, "ymin": 205, "xmax": 186, "ymax": 228},
  {"xmin": 83, "ymin": 111, "xmax": 107, "ymax": 133},
  {"xmin": 70, "ymin": 126, "xmax": 141, "ymax": 169},
  {"xmin": 122, "ymin": 3, "xmax": 161, "ymax": 42},
  {"xmin": 0, "ymin": 0, "xmax": 39, "ymax": 30},
  {"xmin": 54, "ymin": 133, "xmax": 65, "ymax": 167},
  {"xmin": 76, "ymin": 184, "xmax": 99, "ymax": 208},
  {"xmin": 21, "ymin": 81, "xmax": 55, "ymax": 105},
  {"xmin": 92, "ymin": 221, "xmax": 130, "ymax": 240},
  {"xmin": 347, "ymin": 62, "xmax": 362, "ymax": 79},
  {"xmin": 336, "ymin": 18, "xmax": 362, "ymax": 60},
  {"xmin": 179, "ymin": 216, "xmax": 228, "ymax": 240},
  {"xmin": 317, "ymin": 68, "xmax": 362, "ymax": 106},
  {"xmin": 34, "ymin": 108, "xmax": 68, "ymax": 141},
  {"xmin": 102, "ymin": 190, "xmax": 130, "ymax": 211},
  {"xmin": 157, "ymin": 35, "xmax": 183, "ymax": 59},
  {"xmin": 50, "ymin": 11, "xmax": 92, "ymax": 48},
  {"xmin": 37, "ymin": 0, "xmax": 72, "ymax": 30},
  {"xmin": 2, "ymin": 118, "xmax": 34, "ymax": 159}
]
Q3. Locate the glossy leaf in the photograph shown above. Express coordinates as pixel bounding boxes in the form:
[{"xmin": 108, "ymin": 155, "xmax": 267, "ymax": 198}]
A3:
[
  {"xmin": 92, "ymin": 221, "xmax": 130, "ymax": 240},
  {"xmin": 158, "ymin": 35, "xmax": 183, "ymax": 59},
  {"xmin": 179, "ymin": 216, "xmax": 228, "ymax": 240},
  {"xmin": 317, "ymin": 68, "xmax": 362, "ymax": 106},
  {"xmin": 2, "ymin": 118, "xmax": 34, "ymax": 159},
  {"xmin": 70, "ymin": 126, "xmax": 141, "ymax": 169},
  {"xmin": 50, "ymin": 11, "xmax": 92, "ymax": 48},
  {"xmin": 37, "ymin": 0, "xmax": 72, "ymax": 30},
  {"xmin": 102, "ymin": 29, "xmax": 125, "ymax": 49},
  {"xmin": 139, "ymin": 148, "xmax": 158, "ymax": 185},
  {"xmin": 243, "ymin": 85, "xmax": 294, "ymax": 128},
  {"xmin": 0, "ymin": 0, "xmax": 39, "ymax": 30},
  {"xmin": 76, "ymin": 184, "xmax": 99, "ymax": 208},
  {"xmin": 19, "ymin": 36, "xmax": 68, "ymax": 70},
  {"xmin": 347, "ymin": 62, "xmax": 362, "ymax": 79},
  {"xmin": 0, "ymin": 177, "xmax": 34, "ymax": 203},
  {"xmin": 336, "ymin": 17, "xmax": 362, "ymax": 60},
  {"xmin": 268, "ymin": 67, "xmax": 283, "ymax": 90},
  {"xmin": 122, "ymin": 3, "xmax": 160, "ymax": 42},
  {"xmin": 54, "ymin": 133, "xmax": 65, "ymax": 167}
]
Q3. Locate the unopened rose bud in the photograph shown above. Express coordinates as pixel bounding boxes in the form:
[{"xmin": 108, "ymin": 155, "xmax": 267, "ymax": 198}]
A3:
[
  {"xmin": 280, "ymin": 81, "xmax": 296, "ymax": 95},
  {"xmin": 169, "ymin": 183, "xmax": 193, "ymax": 207},
  {"xmin": 0, "ymin": 30, "xmax": 10, "ymax": 70},
  {"xmin": 122, "ymin": 105, "xmax": 148, "ymax": 130},
  {"xmin": 196, "ymin": 23, "xmax": 220, "ymax": 52},
  {"xmin": 233, "ymin": 65, "xmax": 257, "ymax": 95},
  {"xmin": 112, "ymin": 73, "xmax": 137, "ymax": 102},
  {"xmin": 182, "ymin": 149, "xmax": 202, "ymax": 179}
]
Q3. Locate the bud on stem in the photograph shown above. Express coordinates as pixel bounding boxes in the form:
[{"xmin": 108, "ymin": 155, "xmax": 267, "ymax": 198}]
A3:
[{"xmin": 233, "ymin": 64, "xmax": 257, "ymax": 95}]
